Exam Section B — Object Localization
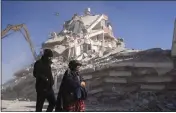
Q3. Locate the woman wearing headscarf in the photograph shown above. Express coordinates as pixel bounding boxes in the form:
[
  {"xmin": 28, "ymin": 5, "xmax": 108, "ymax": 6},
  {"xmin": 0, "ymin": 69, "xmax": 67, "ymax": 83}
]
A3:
[{"xmin": 55, "ymin": 60, "xmax": 87, "ymax": 112}]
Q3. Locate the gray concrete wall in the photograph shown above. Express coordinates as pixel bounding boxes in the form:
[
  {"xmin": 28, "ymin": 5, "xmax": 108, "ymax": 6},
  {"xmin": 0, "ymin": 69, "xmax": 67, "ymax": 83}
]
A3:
[
  {"xmin": 79, "ymin": 62, "xmax": 175, "ymax": 96},
  {"xmin": 55, "ymin": 61, "xmax": 176, "ymax": 97}
]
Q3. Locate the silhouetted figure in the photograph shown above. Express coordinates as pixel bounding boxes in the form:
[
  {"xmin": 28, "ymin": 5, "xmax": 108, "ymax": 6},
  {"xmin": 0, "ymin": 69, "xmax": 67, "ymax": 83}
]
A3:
[
  {"xmin": 55, "ymin": 60, "xmax": 87, "ymax": 112},
  {"xmin": 33, "ymin": 49, "xmax": 56, "ymax": 112}
]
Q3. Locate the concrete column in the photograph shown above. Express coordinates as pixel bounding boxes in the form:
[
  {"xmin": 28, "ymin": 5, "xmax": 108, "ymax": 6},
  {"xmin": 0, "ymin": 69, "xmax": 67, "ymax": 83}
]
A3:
[
  {"xmin": 86, "ymin": 44, "xmax": 88, "ymax": 52},
  {"xmin": 54, "ymin": 74, "xmax": 58, "ymax": 91},
  {"xmin": 173, "ymin": 57, "xmax": 176, "ymax": 68},
  {"xmin": 68, "ymin": 48, "xmax": 71, "ymax": 60},
  {"xmin": 74, "ymin": 40, "xmax": 77, "ymax": 58},
  {"xmin": 102, "ymin": 32, "xmax": 105, "ymax": 53},
  {"xmin": 171, "ymin": 19, "xmax": 176, "ymax": 57},
  {"xmin": 90, "ymin": 39, "xmax": 92, "ymax": 51}
]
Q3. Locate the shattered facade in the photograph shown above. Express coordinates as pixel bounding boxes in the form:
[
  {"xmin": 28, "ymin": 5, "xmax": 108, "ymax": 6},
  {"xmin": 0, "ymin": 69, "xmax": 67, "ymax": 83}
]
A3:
[{"xmin": 42, "ymin": 8, "xmax": 125, "ymax": 61}]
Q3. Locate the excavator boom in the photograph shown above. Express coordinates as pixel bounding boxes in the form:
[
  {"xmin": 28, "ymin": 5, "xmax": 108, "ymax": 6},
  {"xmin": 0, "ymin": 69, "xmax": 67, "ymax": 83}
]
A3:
[{"xmin": 1, "ymin": 24, "xmax": 37, "ymax": 60}]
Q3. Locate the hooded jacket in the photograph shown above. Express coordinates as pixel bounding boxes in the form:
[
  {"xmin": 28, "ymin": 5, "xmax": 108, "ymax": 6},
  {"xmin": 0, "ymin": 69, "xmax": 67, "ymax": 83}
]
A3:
[{"xmin": 33, "ymin": 55, "xmax": 54, "ymax": 93}]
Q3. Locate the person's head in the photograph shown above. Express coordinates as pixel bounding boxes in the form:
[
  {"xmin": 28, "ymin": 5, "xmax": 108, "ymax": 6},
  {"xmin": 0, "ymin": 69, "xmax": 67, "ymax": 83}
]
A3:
[
  {"xmin": 68, "ymin": 60, "xmax": 82, "ymax": 71},
  {"xmin": 42, "ymin": 49, "xmax": 53, "ymax": 61}
]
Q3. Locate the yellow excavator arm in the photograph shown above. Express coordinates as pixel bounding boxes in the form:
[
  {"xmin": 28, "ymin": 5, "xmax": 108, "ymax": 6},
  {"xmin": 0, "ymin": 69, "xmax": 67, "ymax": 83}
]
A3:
[{"xmin": 1, "ymin": 24, "xmax": 37, "ymax": 60}]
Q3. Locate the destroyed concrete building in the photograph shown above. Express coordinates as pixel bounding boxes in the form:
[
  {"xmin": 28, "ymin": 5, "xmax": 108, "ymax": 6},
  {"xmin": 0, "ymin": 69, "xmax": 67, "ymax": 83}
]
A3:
[{"xmin": 42, "ymin": 8, "xmax": 125, "ymax": 61}]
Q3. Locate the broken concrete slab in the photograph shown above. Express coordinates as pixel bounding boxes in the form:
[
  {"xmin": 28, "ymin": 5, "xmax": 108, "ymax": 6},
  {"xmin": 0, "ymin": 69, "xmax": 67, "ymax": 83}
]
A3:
[
  {"xmin": 104, "ymin": 78, "xmax": 127, "ymax": 83},
  {"xmin": 109, "ymin": 71, "xmax": 131, "ymax": 77},
  {"xmin": 140, "ymin": 84, "xmax": 166, "ymax": 90}
]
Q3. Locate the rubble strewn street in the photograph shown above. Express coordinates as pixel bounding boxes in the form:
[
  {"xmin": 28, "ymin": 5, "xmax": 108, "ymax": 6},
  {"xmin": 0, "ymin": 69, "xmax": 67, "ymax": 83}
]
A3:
[{"xmin": 2, "ymin": 91, "xmax": 176, "ymax": 111}]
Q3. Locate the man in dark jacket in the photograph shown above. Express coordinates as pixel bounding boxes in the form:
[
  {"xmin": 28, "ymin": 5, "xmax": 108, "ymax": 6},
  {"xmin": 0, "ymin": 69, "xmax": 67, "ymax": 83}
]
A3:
[
  {"xmin": 33, "ymin": 49, "xmax": 56, "ymax": 112},
  {"xmin": 55, "ymin": 60, "xmax": 86, "ymax": 112}
]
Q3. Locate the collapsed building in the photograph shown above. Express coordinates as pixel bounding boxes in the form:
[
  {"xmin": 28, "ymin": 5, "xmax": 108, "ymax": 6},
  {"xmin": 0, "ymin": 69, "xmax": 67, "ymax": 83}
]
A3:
[{"xmin": 42, "ymin": 8, "xmax": 125, "ymax": 61}]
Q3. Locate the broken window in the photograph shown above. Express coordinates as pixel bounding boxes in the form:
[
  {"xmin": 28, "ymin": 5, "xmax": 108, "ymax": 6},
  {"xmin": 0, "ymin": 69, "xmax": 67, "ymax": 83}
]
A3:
[
  {"xmin": 95, "ymin": 36, "xmax": 98, "ymax": 41},
  {"xmin": 91, "ymin": 36, "xmax": 97, "ymax": 41},
  {"xmin": 80, "ymin": 45, "xmax": 83, "ymax": 53},
  {"xmin": 88, "ymin": 44, "xmax": 91, "ymax": 50},
  {"xmin": 97, "ymin": 35, "xmax": 102, "ymax": 41},
  {"xmin": 83, "ymin": 44, "xmax": 87, "ymax": 53}
]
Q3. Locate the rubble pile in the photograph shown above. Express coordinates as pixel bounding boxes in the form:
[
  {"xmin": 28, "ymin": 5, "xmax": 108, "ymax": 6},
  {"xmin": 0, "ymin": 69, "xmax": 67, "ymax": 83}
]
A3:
[
  {"xmin": 2, "ymin": 48, "xmax": 175, "ymax": 100},
  {"xmin": 2, "ymin": 75, "xmax": 36, "ymax": 101},
  {"xmin": 2, "ymin": 91, "xmax": 176, "ymax": 111},
  {"xmin": 85, "ymin": 91, "xmax": 176, "ymax": 111}
]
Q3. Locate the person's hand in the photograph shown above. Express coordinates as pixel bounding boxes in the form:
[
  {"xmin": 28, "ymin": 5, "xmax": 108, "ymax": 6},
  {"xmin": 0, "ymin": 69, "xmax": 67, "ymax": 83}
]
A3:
[{"xmin": 81, "ymin": 81, "xmax": 86, "ymax": 87}]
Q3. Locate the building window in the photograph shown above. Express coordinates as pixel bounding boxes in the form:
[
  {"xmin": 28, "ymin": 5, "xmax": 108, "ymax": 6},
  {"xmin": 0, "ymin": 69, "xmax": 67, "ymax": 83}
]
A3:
[
  {"xmin": 88, "ymin": 44, "xmax": 91, "ymax": 50},
  {"xmin": 105, "ymin": 20, "xmax": 108, "ymax": 27},
  {"xmin": 80, "ymin": 45, "xmax": 83, "ymax": 53},
  {"xmin": 95, "ymin": 36, "xmax": 98, "ymax": 41}
]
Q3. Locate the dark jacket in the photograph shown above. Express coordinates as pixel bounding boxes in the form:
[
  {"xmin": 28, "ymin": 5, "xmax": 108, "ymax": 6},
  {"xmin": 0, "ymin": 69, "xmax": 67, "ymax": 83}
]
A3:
[
  {"xmin": 33, "ymin": 56, "xmax": 54, "ymax": 93},
  {"xmin": 55, "ymin": 69, "xmax": 84, "ymax": 111}
]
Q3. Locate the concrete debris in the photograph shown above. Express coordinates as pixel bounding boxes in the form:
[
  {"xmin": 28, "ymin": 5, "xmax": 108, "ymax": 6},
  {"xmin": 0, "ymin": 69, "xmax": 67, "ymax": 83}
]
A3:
[
  {"xmin": 2, "ymin": 91, "xmax": 176, "ymax": 111},
  {"xmin": 85, "ymin": 91, "xmax": 176, "ymax": 111}
]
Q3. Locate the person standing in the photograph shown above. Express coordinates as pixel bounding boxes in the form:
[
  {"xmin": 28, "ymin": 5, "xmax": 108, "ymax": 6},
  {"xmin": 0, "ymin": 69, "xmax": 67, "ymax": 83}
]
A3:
[
  {"xmin": 33, "ymin": 49, "xmax": 56, "ymax": 112},
  {"xmin": 55, "ymin": 60, "xmax": 87, "ymax": 112}
]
